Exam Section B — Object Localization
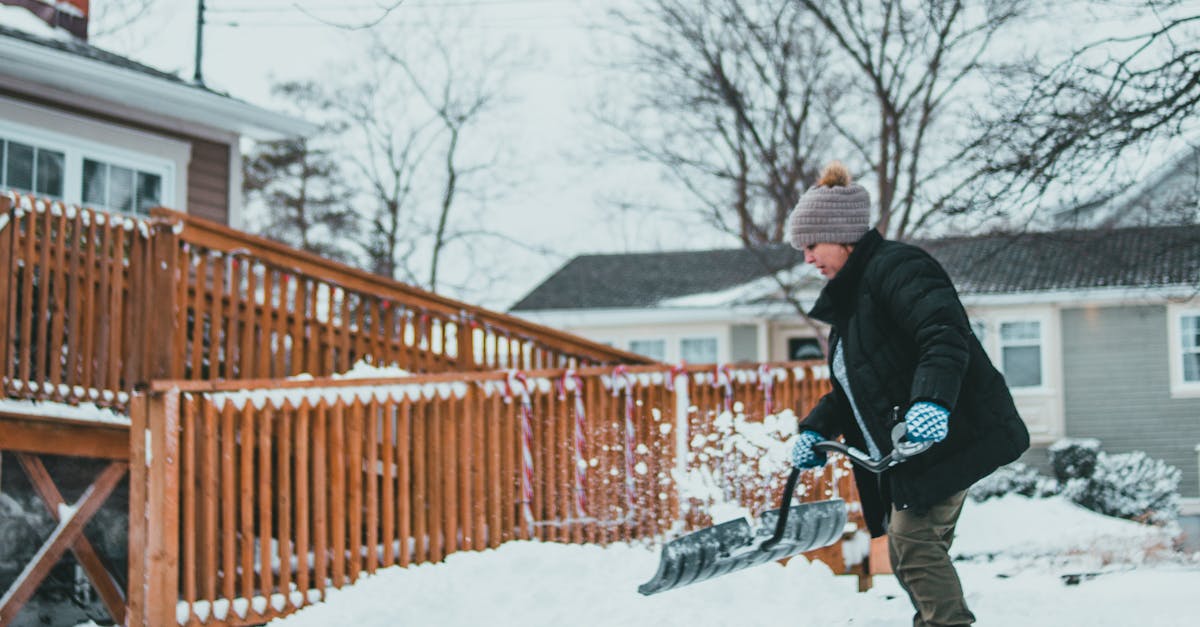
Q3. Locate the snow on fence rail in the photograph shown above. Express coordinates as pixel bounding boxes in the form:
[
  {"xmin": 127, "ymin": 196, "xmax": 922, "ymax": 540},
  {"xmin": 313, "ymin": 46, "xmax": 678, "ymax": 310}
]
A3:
[
  {"xmin": 126, "ymin": 362, "xmax": 840, "ymax": 627},
  {"xmin": 0, "ymin": 192, "xmax": 651, "ymax": 413}
]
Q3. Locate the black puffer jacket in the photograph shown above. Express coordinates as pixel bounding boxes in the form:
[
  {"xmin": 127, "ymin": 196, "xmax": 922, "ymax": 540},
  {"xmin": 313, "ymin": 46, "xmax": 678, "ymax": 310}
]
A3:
[{"xmin": 799, "ymin": 229, "xmax": 1029, "ymax": 537}]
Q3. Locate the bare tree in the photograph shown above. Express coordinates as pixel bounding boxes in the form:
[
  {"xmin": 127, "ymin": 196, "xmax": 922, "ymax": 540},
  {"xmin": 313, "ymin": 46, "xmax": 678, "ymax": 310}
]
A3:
[
  {"xmin": 796, "ymin": 0, "xmax": 1029, "ymax": 239},
  {"xmin": 963, "ymin": 1, "xmax": 1200, "ymax": 225},
  {"xmin": 604, "ymin": 0, "xmax": 838, "ymax": 247},
  {"xmin": 303, "ymin": 18, "xmax": 518, "ymax": 295},
  {"xmin": 375, "ymin": 31, "xmax": 507, "ymax": 292},
  {"xmin": 324, "ymin": 66, "xmax": 434, "ymax": 284}
]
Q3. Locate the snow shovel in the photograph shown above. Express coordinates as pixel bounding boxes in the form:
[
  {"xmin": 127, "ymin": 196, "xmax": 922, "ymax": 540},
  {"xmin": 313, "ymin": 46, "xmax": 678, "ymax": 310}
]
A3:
[{"xmin": 637, "ymin": 422, "xmax": 932, "ymax": 596}]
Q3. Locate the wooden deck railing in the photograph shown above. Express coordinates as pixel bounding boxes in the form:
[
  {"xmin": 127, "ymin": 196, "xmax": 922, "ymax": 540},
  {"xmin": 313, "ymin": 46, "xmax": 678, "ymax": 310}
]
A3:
[
  {"xmin": 0, "ymin": 193, "xmax": 652, "ymax": 411},
  {"xmin": 126, "ymin": 362, "xmax": 837, "ymax": 627}
]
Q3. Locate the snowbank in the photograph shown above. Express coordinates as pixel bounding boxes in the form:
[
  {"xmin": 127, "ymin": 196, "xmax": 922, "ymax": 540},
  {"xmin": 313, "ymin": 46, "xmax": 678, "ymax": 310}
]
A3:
[{"xmin": 954, "ymin": 494, "xmax": 1179, "ymax": 563}]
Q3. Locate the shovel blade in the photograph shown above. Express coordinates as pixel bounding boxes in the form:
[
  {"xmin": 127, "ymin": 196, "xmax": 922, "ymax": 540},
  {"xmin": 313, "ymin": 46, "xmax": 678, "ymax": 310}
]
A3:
[{"xmin": 637, "ymin": 499, "xmax": 847, "ymax": 596}]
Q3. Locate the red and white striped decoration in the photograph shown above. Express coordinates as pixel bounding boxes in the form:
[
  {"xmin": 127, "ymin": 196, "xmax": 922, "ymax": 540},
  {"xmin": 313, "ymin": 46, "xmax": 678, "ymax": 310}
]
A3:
[
  {"xmin": 563, "ymin": 369, "xmax": 588, "ymax": 517},
  {"xmin": 758, "ymin": 364, "xmax": 775, "ymax": 414},
  {"xmin": 664, "ymin": 362, "xmax": 688, "ymax": 392},
  {"xmin": 714, "ymin": 364, "xmax": 734, "ymax": 413},
  {"xmin": 611, "ymin": 366, "xmax": 638, "ymax": 511},
  {"xmin": 505, "ymin": 371, "xmax": 536, "ymax": 529}
]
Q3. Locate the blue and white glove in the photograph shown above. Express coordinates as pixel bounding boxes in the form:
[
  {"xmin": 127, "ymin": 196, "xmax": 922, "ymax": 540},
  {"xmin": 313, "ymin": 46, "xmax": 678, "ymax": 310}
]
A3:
[
  {"xmin": 904, "ymin": 402, "xmax": 950, "ymax": 443},
  {"xmin": 790, "ymin": 430, "xmax": 827, "ymax": 469}
]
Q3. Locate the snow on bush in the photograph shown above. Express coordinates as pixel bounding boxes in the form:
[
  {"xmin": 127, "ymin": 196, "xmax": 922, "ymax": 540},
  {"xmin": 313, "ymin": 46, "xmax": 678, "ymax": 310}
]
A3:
[
  {"xmin": 968, "ymin": 462, "xmax": 1057, "ymax": 502},
  {"xmin": 1064, "ymin": 451, "xmax": 1181, "ymax": 525},
  {"xmin": 971, "ymin": 440, "xmax": 1182, "ymax": 527},
  {"xmin": 1048, "ymin": 438, "xmax": 1101, "ymax": 482}
]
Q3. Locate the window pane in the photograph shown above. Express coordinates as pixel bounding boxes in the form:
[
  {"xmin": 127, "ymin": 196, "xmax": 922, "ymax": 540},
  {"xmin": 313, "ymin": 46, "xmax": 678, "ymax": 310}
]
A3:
[
  {"xmin": 1183, "ymin": 316, "xmax": 1200, "ymax": 350},
  {"xmin": 1003, "ymin": 345, "xmax": 1042, "ymax": 387},
  {"xmin": 35, "ymin": 149, "xmax": 64, "ymax": 197},
  {"xmin": 1185, "ymin": 352, "xmax": 1200, "ymax": 383},
  {"xmin": 1000, "ymin": 321, "xmax": 1040, "ymax": 342},
  {"xmin": 630, "ymin": 339, "xmax": 665, "ymax": 361},
  {"xmin": 680, "ymin": 338, "xmax": 717, "ymax": 364},
  {"xmin": 788, "ymin": 337, "xmax": 824, "ymax": 360},
  {"xmin": 5, "ymin": 141, "xmax": 33, "ymax": 191},
  {"xmin": 109, "ymin": 165, "xmax": 134, "ymax": 213},
  {"xmin": 82, "ymin": 159, "xmax": 107, "ymax": 206},
  {"xmin": 0, "ymin": 140, "xmax": 6, "ymax": 187},
  {"xmin": 136, "ymin": 171, "xmax": 162, "ymax": 215}
]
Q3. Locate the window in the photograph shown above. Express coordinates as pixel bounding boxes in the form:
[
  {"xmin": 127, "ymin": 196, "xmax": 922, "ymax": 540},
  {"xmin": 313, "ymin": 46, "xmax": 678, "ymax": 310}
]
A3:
[
  {"xmin": 787, "ymin": 337, "xmax": 824, "ymax": 360},
  {"xmin": 1, "ymin": 137, "xmax": 65, "ymax": 198},
  {"xmin": 1181, "ymin": 314, "xmax": 1200, "ymax": 383},
  {"xmin": 629, "ymin": 339, "xmax": 666, "ymax": 362},
  {"xmin": 680, "ymin": 337, "xmax": 718, "ymax": 364},
  {"xmin": 1000, "ymin": 321, "xmax": 1042, "ymax": 388},
  {"xmin": 0, "ymin": 116, "xmax": 176, "ymax": 217},
  {"xmin": 83, "ymin": 158, "xmax": 162, "ymax": 215}
]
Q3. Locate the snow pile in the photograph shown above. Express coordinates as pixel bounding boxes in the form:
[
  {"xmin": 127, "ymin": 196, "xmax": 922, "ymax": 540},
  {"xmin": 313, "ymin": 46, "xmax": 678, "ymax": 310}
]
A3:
[
  {"xmin": 953, "ymin": 494, "xmax": 1179, "ymax": 564},
  {"xmin": 249, "ymin": 534, "xmax": 1199, "ymax": 627},
  {"xmin": 0, "ymin": 397, "xmax": 130, "ymax": 426},
  {"xmin": 329, "ymin": 360, "xmax": 412, "ymax": 380}
]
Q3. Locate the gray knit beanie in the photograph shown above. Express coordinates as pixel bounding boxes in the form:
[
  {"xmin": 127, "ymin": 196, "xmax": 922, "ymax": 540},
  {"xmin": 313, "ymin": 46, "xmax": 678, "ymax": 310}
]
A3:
[{"xmin": 787, "ymin": 161, "xmax": 871, "ymax": 249}]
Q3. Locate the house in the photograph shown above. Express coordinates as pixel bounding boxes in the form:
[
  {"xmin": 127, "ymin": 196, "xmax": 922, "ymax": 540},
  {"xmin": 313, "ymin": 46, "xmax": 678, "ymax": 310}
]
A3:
[
  {"xmin": 510, "ymin": 224, "xmax": 1200, "ymax": 500},
  {"xmin": 0, "ymin": 21, "xmax": 314, "ymax": 226}
]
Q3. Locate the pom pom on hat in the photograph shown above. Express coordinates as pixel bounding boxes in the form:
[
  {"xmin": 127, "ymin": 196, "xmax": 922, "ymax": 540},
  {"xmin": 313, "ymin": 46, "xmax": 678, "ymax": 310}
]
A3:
[{"xmin": 787, "ymin": 161, "xmax": 871, "ymax": 250}]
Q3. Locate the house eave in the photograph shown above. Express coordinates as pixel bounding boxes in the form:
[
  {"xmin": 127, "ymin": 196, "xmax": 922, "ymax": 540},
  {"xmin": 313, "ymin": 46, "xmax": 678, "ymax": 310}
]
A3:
[
  {"xmin": 960, "ymin": 285, "xmax": 1199, "ymax": 307},
  {"xmin": 514, "ymin": 285, "xmax": 1199, "ymax": 329},
  {"xmin": 0, "ymin": 35, "xmax": 316, "ymax": 141}
]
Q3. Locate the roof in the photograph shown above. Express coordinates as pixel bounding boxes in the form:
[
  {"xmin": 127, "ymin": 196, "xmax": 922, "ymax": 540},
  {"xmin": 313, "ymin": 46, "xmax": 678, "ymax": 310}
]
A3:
[
  {"xmin": 511, "ymin": 224, "xmax": 1200, "ymax": 311},
  {"xmin": 921, "ymin": 224, "xmax": 1200, "ymax": 294},
  {"xmin": 0, "ymin": 24, "xmax": 315, "ymax": 140},
  {"xmin": 510, "ymin": 245, "xmax": 806, "ymax": 311}
]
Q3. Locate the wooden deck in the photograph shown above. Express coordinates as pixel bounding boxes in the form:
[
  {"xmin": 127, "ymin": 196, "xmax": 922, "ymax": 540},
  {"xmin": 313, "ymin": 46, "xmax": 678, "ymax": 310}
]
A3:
[{"xmin": 0, "ymin": 191, "xmax": 875, "ymax": 627}]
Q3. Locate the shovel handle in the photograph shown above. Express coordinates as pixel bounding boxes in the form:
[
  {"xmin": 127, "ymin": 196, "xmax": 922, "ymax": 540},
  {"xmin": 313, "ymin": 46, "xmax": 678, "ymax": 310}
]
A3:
[
  {"xmin": 759, "ymin": 466, "xmax": 802, "ymax": 551},
  {"xmin": 813, "ymin": 422, "xmax": 933, "ymax": 474}
]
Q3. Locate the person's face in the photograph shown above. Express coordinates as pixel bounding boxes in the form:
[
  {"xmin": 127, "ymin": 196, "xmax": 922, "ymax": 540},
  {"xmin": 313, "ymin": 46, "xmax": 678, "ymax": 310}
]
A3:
[{"xmin": 804, "ymin": 243, "xmax": 852, "ymax": 278}]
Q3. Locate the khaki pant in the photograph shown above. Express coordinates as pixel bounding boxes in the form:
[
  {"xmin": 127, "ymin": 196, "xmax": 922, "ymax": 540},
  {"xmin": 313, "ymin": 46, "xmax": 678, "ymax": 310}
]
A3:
[{"xmin": 888, "ymin": 490, "xmax": 976, "ymax": 627}]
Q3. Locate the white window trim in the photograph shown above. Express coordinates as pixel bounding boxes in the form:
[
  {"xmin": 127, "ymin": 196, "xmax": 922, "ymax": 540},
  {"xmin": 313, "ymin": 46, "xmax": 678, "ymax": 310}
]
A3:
[
  {"xmin": 1167, "ymin": 304, "xmax": 1200, "ymax": 398},
  {"xmin": 993, "ymin": 315, "xmax": 1052, "ymax": 393},
  {"xmin": 0, "ymin": 99, "xmax": 186, "ymax": 213}
]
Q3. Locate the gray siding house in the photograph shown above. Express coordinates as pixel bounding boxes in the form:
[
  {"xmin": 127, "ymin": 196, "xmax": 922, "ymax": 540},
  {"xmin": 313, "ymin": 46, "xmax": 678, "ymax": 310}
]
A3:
[{"xmin": 511, "ymin": 224, "xmax": 1200, "ymax": 500}]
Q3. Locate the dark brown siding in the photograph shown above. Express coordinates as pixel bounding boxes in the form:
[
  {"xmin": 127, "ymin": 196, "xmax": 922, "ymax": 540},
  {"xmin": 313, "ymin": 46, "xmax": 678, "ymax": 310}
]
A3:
[
  {"xmin": 1, "ymin": 87, "xmax": 233, "ymax": 225},
  {"xmin": 187, "ymin": 139, "xmax": 230, "ymax": 224}
]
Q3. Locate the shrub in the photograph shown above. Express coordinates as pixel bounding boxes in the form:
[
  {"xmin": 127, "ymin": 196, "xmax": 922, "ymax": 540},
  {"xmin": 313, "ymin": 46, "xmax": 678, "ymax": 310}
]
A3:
[
  {"xmin": 1066, "ymin": 451, "xmax": 1181, "ymax": 525},
  {"xmin": 1048, "ymin": 438, "xmax": 1101, "ymax": 482},
  {"xmin": 969, "ymin": 462, "xmax": 1058, "ymax": 502}
]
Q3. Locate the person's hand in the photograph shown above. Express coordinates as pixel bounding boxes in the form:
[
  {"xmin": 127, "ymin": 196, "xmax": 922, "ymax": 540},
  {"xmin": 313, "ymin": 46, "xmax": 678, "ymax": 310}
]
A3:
[
  {"xmin": 790, "ymin": 430, "xmax": 827, "ymax": 469},
  {"xmin": 904, "ymin": 402, "xmax": 949, "ymax": 442}
]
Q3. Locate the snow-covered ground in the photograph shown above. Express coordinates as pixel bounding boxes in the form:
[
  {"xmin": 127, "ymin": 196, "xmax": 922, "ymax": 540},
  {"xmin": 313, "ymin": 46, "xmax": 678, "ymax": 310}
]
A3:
[{"xmin": 259, "ymin": 495, "xmax": 1199, "ymax": 627}]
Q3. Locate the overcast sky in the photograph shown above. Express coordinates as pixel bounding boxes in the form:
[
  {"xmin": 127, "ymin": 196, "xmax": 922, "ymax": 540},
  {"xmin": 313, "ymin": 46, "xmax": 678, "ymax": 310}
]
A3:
[{"xmin": 77, "ymin": 0, "xmax": 729, "ymax": 310}]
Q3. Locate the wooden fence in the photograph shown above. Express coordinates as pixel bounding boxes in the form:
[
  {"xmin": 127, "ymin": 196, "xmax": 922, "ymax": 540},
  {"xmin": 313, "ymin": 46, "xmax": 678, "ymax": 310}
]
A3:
[
  {"xmin": 0, "ymin": 193, "xmax": 651, "ymax": 413},
  {"xmin": 126, "ymin": 362, "xmax": 836, "ymax": 626}
]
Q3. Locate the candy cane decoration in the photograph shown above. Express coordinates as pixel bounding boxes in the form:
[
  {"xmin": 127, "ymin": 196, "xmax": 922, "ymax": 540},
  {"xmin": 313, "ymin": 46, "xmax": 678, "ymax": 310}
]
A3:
[
  {"xmin": 664, "ymin": 361, "xmax": 688, "ymax": 392},
  {"xmin": 505, "ymin": 371, "xmax": 536, "ymax": 530},
  {"xmin": 758, "ymin": 364, "xmax": 775, "ymax": 415},
  {"xmin": 714, "ymin": 364, "xmax": 734, "ymax": 413},
  {"xmin": 564, "ymin": 369, "xmax": 589, "ymax": 517},
  {"xmin": 611, "ymin": 366, "xmax": 638, "ymax": 511}
]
